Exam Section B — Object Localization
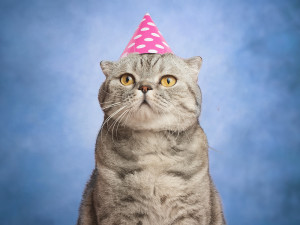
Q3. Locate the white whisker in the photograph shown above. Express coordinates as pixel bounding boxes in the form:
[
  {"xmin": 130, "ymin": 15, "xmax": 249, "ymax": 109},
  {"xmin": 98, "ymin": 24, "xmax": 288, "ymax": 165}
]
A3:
[
  {"xmin": 112, "ymin": 108, "xmax": 130, "ymax": 140},
  {"xmin": 102, "ymin": 102, "xmax": 124, "ymax": 110},
  {"xmin": 108, "ymin": 108, "xmax": 129, "ymax": 141},
  {"xmin": 99, "ymin": 105, "xmax": 127, "ymax": 142}
]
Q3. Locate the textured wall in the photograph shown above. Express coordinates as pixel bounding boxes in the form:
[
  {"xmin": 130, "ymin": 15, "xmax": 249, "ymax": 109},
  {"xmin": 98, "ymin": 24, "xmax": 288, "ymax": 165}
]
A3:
[{"xmin": 0, "ymin": 0, "xmax": 299, "ymax": 224}]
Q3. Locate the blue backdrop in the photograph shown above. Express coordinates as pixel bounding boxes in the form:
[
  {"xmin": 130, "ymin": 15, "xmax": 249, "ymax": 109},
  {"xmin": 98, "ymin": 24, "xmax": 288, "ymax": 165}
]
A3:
[{"xmin": 0, "ymin": 0, "xmax": 299, "ymax": 224}]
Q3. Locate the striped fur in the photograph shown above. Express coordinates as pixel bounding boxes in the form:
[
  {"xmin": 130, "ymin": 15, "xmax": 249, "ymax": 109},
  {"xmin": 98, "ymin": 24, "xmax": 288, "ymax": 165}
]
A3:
[{"xmin": 77, "ymin": 53, "xmax": 226, "ymax": 225}]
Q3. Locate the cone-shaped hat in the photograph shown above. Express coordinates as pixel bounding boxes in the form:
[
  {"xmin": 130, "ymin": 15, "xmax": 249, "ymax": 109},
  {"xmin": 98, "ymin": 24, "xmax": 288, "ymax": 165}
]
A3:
[{"xmin": 121, "ymin": 13, "xmax": 173, "ymax": 58}]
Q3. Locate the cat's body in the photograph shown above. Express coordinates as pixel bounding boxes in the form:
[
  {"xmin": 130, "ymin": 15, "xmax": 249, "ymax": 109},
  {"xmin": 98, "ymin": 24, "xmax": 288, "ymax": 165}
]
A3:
[{"xmin": 77, "ymin": 53, "xmax": 226, "ymax": 225}]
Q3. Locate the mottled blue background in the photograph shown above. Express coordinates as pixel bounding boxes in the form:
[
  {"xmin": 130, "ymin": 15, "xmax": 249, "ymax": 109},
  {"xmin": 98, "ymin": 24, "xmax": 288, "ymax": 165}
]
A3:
[{"xmin": 1, "ymin": 0, "xmax": 299, "ymax": 224}]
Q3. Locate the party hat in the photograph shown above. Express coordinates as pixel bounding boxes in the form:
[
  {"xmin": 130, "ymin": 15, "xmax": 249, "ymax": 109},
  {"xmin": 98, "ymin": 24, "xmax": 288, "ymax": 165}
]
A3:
[{"xmin": 120, "ymin": 13, "xmax": 173, "ymax": 58}]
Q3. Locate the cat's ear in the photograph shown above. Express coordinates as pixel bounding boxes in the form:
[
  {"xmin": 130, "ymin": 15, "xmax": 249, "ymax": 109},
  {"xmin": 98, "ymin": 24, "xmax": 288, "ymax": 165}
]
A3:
[
  {"xmin": 184, "ymin": 56, "xmax": 203, "ymax": 81},
  {"xmin": 100, "ymin": 60, "xmax": 114, "ymax": 77}
]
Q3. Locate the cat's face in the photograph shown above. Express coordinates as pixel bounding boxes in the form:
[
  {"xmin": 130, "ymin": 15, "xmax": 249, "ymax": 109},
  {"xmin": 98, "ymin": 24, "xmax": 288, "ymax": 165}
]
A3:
[{"xmin": 99, "ymin": 53, "xmax": 202, "ymax": 131}]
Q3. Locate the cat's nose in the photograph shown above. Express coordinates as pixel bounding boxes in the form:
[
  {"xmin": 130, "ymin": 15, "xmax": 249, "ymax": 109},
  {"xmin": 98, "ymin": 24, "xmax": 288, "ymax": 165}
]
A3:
[{"xmin": 138, "ymin": 85, "xmax": 153, "ymax": 93}]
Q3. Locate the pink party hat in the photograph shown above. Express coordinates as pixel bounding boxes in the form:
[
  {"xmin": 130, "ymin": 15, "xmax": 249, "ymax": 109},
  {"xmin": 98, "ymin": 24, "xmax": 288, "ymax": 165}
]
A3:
[{"xmin": 121, "ymin": 13, "xmax": 173, "ymax": 58}]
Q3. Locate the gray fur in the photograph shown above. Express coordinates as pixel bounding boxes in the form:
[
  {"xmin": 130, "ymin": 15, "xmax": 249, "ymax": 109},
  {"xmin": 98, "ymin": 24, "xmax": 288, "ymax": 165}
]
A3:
[{"xmin": 77, "ymin": 53, "xmax": 226, "ymax": 225}]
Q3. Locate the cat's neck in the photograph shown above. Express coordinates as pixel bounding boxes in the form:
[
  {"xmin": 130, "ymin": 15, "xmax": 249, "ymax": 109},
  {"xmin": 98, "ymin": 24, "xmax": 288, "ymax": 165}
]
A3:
[{"xmin": 96, "ymin": 117, "xmax": 208, "ymax": 173}]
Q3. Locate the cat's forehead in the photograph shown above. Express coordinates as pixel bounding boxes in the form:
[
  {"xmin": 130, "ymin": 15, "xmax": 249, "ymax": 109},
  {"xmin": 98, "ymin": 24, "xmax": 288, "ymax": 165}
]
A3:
[{"xmin": 115, "ymin": 53, "xmax": 185, "ymax": 77}]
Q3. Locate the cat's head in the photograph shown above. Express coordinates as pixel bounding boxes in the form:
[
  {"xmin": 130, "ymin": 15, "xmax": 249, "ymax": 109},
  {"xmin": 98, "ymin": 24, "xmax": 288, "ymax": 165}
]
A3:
[{"xmin": 99, "ymin": 53, "xmax": 202, "ymax": 131}]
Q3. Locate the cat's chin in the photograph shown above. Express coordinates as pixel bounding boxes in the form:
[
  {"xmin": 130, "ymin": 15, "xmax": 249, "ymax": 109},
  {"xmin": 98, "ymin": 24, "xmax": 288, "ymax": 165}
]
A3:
[{"xmin": 134, "ymin": 103, "xmax": 155, "ymax": 121}]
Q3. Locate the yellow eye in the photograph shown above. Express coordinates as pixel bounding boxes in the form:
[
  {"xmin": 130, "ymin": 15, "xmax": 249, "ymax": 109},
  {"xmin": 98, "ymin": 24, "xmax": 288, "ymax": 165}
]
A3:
[
  {"xmin": 120, "ymin": 74, "xmax": 135, "ymax": 86},
  {"xmin": 160, "ymin": 75, "xmax": 177, "ymax": 87}
]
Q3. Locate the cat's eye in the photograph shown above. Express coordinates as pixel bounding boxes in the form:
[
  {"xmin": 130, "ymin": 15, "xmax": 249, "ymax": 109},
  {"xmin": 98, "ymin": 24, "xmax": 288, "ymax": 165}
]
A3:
[
  {"xmin": 160, "ymin": 75, "xmax": 177, "ymax": 87},
  {"xmin": 120, "ymin": 74, "xmax": 135, "ymax": 86}
]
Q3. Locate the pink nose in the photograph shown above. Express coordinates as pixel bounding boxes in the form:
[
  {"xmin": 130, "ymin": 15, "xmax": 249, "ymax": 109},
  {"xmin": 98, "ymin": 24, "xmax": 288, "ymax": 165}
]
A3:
[{"xmin": 138, "ymin": 85, "xmax": 152, "ymax": 93}]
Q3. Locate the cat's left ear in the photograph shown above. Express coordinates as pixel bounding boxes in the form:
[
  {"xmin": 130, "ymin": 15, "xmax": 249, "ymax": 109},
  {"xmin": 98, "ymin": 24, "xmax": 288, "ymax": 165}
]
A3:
[
  {"xmin": 184, "ymin": 56, "xmax": 203, "ymax": 81},
  {"xmin": 100, "ymin": 60, "xmax": 114, "ymax": 77}
]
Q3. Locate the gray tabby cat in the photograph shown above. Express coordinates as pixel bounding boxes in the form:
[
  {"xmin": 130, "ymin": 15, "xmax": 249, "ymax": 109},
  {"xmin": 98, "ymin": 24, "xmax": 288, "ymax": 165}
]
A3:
[{"xmin": 77, "ymin": 53, "xmax": 226, "ymax": 225}]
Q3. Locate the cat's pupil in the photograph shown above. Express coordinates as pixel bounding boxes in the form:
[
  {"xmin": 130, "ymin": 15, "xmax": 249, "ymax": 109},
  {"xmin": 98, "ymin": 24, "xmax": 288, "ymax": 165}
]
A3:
[
  {"xmin": 126, "ymin": 76, "xmax": 130, "ymax": 83},
  {"xmin": 167, "ymin": 78, "xmax": 171, "ymax": 84}
]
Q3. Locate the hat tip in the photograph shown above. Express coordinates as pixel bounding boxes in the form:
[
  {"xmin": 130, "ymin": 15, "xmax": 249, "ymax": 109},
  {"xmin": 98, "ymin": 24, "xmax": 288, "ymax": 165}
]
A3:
[{"xmin": 120, "ymin": 12, "xmax": 173, "ymax": 57}]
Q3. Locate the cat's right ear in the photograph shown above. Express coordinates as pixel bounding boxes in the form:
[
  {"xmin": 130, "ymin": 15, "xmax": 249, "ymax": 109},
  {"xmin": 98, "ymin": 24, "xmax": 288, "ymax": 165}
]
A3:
[{"xmin": 100, "ymin": 61, "xmax": 114, "ymax": 77}]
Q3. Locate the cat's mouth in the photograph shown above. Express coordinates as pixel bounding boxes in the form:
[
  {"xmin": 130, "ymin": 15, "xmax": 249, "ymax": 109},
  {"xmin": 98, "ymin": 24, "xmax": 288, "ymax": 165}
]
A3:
[{"xmin": 140, "ymin": 99, "xmax": 151, "ymax": 108}]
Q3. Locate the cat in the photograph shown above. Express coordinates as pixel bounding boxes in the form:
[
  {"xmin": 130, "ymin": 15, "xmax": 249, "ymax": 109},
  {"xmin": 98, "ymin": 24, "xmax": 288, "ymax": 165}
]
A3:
[{"xmin": 77, "ymin": 53, "xmax": 226, "ymax": 225}]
